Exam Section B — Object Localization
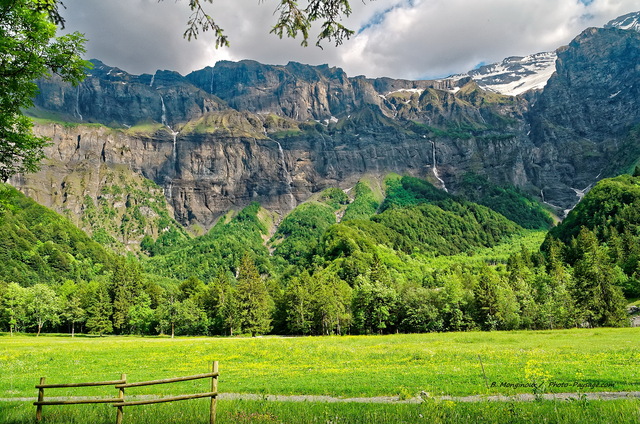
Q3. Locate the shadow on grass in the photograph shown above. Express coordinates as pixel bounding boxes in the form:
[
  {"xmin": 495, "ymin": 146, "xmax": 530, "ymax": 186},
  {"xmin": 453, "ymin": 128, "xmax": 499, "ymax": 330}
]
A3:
[{"xmin": 0, "ymin": 332, "xmax": 110, "ymax": 339}]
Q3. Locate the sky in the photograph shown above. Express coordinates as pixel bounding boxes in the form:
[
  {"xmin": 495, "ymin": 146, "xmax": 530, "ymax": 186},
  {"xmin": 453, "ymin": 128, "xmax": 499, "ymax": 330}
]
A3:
[{"xmin": 60, "ymin": 0, "xmax": 640, "ymax": 80}]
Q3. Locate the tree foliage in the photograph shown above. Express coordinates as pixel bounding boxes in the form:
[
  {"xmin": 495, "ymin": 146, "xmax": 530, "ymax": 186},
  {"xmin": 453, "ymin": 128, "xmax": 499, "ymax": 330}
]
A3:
[
  {"xmin": 168, "ymin": 0, "xmax": 358, "ymax": 48},
  {"xmin": 1, "ymin": 174, "xmax": 636, "ymax": 336},
  {"xmin": 85, "ymin": 282, "xmax": 113, "ymax": 336},
  {"xmin": 270, "ymin": 201, "xmax": 337, "ymax": 266},
  {"xmin": 342, "ymin": 181, "xmax": 380, "ymax": 221},
  {"xmin": 145, "ymin": 202, "xmax": 271, "ymax": 280},
  {"xmin": 236, "ymin": 253, "xmax": 273, "ymax": 336},
  {"xmin": 0, "ymin": 0, "xmax": 87, "ymax": 181},
  {"xmin": 456, "ymin": 173, "xmax": 553, "ymax": 230},
  {"xmin": 0, "ymin": 184, "xmax": 114, "ymax": 285}
]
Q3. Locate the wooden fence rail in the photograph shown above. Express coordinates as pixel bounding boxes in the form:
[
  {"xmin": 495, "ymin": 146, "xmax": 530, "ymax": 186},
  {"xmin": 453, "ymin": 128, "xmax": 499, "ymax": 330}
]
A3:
[{"xmin": 34, "ymin": 362, "xmax": 218, "ymax": 424}]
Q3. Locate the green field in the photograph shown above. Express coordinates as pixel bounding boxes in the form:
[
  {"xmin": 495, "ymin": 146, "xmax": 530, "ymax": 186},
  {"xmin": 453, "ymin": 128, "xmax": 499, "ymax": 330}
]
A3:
[
  {"xmin": 2, "ymin": 398, "xmax": 640, "ymax": 424},
  {"xmin": 2, "ymin": 329, "xmax": 639, "ymax": 399},
  {"xmin": 1, "ymin": 329, "xmax": 640, "ymax": 423}
]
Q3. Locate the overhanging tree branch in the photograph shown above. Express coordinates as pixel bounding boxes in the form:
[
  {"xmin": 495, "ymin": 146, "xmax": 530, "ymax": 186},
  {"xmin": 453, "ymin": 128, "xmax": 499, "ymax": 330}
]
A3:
[{"xmin": 161, "ymin": 0, "xmax": 359, "ymax": 48}]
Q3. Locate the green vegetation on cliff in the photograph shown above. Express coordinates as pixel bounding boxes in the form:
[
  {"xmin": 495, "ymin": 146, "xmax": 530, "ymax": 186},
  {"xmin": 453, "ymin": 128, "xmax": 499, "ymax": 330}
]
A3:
[
  {"xmin": 82, "ymin": 168, "xmax": 189, "ymax": 254},
  {"xmin": 0, "ymin": 184, "xmax": 114, "ymax": 286},
  {"xmin": 270, "ymin": 201, "xmax": 338, "ymax": 267},
  {"xmin": 342, "ymin": 181, "xmax": 381, "ymax": 221},
  {"xmin": 545, "ymin": 174, "xmax": 640, "ymax": 298},
  {"xmin": 456, "ymin": 173, "xmax": 554, "ymax": 229},
  {"xmin": 144, "ymin": 202, "xmax": 272, "ymax": 280},
  {"xmin": 2, "ymin": 173, "xmax": 637, "ymax": 337}
]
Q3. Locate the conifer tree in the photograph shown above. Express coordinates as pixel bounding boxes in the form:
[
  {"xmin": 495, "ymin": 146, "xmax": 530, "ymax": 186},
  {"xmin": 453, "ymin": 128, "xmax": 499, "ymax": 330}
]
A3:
[
  {"xmin": 237, "ymin": 253, "xmax": 273, "ymax": 336},
  {"xmin": 86, "ymin": 284, "xmax": 113, "ymax": 336},
  {"xmin": 111, "ymin": 258, "xmax": 143, "ymax": 333},
  {"xmin": 572, "ymin": 228, "xmax": 628, "ymax": 327},
  {"xmin": 206, "ymin": 270, "xmax": 241, "ymax": 336}
]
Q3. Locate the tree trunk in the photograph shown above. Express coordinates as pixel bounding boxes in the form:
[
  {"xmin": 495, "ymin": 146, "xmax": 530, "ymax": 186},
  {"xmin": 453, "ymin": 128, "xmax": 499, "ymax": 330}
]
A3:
[
  {"xmin": 37, "ymin": 323, "xmax": 42, "ymax": 337},
  {"xmin": 71, "ymin": 322, "xmax": 75, "ymax": 337},
  {"xmin": 171, "ymin": 322, "xmax": 175, "ymax": 339}
]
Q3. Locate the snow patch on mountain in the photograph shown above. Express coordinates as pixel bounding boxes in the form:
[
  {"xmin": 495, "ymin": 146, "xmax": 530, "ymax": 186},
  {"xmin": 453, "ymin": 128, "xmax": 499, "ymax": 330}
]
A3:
[
  {"xmin": 452, "ymin": 52, "xmax": 557, "ymax": 96},
  {"xmin": 447, "ymin": 12, "xmax": 639, "ymax": 97},
  {"xmin": 605, "ymin": 11, "xmax": 640, "ymax": 32},
  {"xmin": 386, "ymin": 88, "xmax": 425, "ymax": 97}
]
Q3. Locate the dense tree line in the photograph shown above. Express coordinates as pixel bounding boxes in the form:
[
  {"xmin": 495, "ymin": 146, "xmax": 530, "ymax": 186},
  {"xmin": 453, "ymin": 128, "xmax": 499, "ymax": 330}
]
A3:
[
  {"xmin": 1, "ymin": 235, "xmax": 627, "ymax": 336},
  {"xmin": 0, "ymin": 176, "xmax": 634, "ymax": 336}
]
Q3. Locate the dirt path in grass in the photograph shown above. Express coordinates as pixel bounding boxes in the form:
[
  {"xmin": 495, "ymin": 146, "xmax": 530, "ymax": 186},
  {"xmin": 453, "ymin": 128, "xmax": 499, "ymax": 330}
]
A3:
[{"xmin": 2, "ymin": 391, "xmax": 640, "ymax": 404}]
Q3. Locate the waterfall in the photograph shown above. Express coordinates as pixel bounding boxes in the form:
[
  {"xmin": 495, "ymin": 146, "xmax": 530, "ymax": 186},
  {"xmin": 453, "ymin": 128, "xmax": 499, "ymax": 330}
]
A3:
[
  {"xmin": 171, "ymin": 131, "xmax": 179, "ymax": 166},
  {"xmin": 430, "ymin": 141, "xmax": 448, "ymax": 192},
  {"xmin": 571, "ymin": 185, "xmax": 591, "ymax": 202},
  {"xmin": 75, "ymin": 86, "xmax": 83, "ymax": 121},
  {"xmin": 165, "ymin": 181, "xmax": 173, "ymax": 203},
  {"xmin": 160, "ymin": 95, "xmax": 168, "ymax": 127},
  {"xmin": 160, "ymin": 95, "xmax": 180, "ymax": 167},
  {"xmin": 275, "ymin": 141, "xmax": 296, "ymax": 208},
  {"xmin": 149, "ymin": 72, "xmax": 155, "ymax": 88},
  {"xmin": 561, "ymin": 184, "xmax": 593, "ymax": 217}
]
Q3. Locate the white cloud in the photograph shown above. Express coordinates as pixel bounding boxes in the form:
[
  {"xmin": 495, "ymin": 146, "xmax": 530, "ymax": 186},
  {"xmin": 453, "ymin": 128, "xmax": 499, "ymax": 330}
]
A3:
[{"xmin": 61, "ymin": 0, "xmax": 640, "ymax": 79}]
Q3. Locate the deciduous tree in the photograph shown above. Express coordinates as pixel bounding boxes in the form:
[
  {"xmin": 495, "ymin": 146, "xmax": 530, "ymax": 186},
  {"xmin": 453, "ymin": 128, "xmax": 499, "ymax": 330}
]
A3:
[
  {"xmin": 352, "ymin": 275, "xmax": 397, "ymax": 334},
  {"xmin": 170, "ymin": 0, "xmax": 357, "ymax": 48},
  {"xmin": 0, "ymin": 0, "xmax": 87, "ymax": 181},
  {"xmin": 61, "ymin": 293, "xmax": 85, "ymax": 337},
  {"xmin": 128, "ymin": 292, "xmax": 154, "ymax": 335},
  {"xmin": 26, "ymin": 284, "xmax": 60, "ymax": 336},
  {"xmin": 1, "ymin": 282, "xmax": 29, "ymax": 335}
]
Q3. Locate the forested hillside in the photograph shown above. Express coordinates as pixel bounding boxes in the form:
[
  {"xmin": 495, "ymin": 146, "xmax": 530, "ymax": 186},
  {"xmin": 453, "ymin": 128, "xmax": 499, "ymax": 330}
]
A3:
[
  {"xmin": 0, "ymin": 173, "xmax": 635, "ymax": 337},
  {"xmin": 0, "ymin": 184, "xmax": 114, "ymax": 286}
]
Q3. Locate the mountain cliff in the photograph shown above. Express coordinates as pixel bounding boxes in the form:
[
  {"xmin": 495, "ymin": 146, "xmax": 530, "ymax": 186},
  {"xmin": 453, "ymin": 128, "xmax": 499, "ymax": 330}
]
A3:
[{"xmin": 16, "ymin": 13, "xmax": 640, "ymax": 242}]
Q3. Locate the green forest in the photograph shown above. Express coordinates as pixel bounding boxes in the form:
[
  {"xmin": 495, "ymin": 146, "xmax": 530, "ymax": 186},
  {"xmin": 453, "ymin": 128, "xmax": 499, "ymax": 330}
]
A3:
[{"xmin": 0, "ymin": 172, "xmax": 637, "ymax": 337}]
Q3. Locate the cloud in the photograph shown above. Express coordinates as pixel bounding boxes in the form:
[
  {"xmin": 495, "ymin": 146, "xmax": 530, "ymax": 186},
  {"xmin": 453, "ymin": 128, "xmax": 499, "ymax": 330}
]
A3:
[
  {"xmin": 339, "ymin": 0, "xmax": 640, "ymax": 79},
  {"xmin": 61, "ymin": 0, "xmax": 640, "ymax": 79}
]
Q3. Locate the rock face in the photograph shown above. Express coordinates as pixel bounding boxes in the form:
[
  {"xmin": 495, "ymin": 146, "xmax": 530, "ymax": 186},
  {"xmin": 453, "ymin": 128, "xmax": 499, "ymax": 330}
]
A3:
[
  {"xmin": 19, "ymin": 17, "xmax": 640, "ymax": 233},
  {"xmin": 33, "ymin": 60, "xmax": 225, "ymax": 127},
  {"xmin": 527, "ymin": 26, "xmax": 640, "ymax": 211},
  {"xmin": 184, "ymin": 60, "xmax": 455, "ymax": 122}
]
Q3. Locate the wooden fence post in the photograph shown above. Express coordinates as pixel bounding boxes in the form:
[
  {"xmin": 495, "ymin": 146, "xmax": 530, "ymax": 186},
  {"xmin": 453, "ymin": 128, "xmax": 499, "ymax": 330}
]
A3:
[
  {"xmin": 116, "ymin": 373, "xmax": 126, "ymax": 424},
  {"xmin": 210, "ymin": 361, "xmax": 218, "ymax": 424},
  {"xmin": 36, "ymin": 377, "xmax": 45, "ymax": 422}
]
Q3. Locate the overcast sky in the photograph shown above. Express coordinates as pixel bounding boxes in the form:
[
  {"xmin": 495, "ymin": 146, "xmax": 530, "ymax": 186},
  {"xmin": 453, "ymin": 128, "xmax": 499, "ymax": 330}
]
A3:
[{"xmin": 60, "ymin": 0, "xmax": 640, "ymax": 80}]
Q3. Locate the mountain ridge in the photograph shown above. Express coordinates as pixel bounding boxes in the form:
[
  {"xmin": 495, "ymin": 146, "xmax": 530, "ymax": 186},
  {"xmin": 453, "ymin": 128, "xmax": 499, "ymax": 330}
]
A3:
[{"xmin": 15, "ymin": 12, "xmax": 640, "ymax": 241}]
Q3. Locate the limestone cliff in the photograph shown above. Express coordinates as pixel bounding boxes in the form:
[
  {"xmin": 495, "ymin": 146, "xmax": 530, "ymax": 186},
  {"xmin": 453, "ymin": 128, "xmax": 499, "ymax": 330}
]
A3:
[{"xmin": 16, "ymin": 19, "xmax": 640, "ymax": 241}]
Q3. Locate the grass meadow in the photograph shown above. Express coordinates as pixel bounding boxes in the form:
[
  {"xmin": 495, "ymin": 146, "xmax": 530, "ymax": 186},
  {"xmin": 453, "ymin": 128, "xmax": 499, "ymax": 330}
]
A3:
[
  {"xmin": 2, "ymin": 398, "xmax": 640, "ymax": 424},
  {"xmin": 1, "ymin": 328, "xmax": 639, "ymax": 423}
]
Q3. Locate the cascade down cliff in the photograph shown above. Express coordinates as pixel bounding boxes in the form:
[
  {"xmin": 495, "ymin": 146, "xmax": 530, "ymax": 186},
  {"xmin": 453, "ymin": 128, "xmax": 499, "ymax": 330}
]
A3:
[{"xmin": 16, "ymin": 17, "xmax": 640, "ymax": 237}]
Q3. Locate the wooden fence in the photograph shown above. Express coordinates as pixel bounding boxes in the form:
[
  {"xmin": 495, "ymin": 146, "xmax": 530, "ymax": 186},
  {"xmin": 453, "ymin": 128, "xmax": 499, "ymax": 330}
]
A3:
[{"xmin": 34, "ymin": 362, "xmax": 219, "ymax": 424}]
